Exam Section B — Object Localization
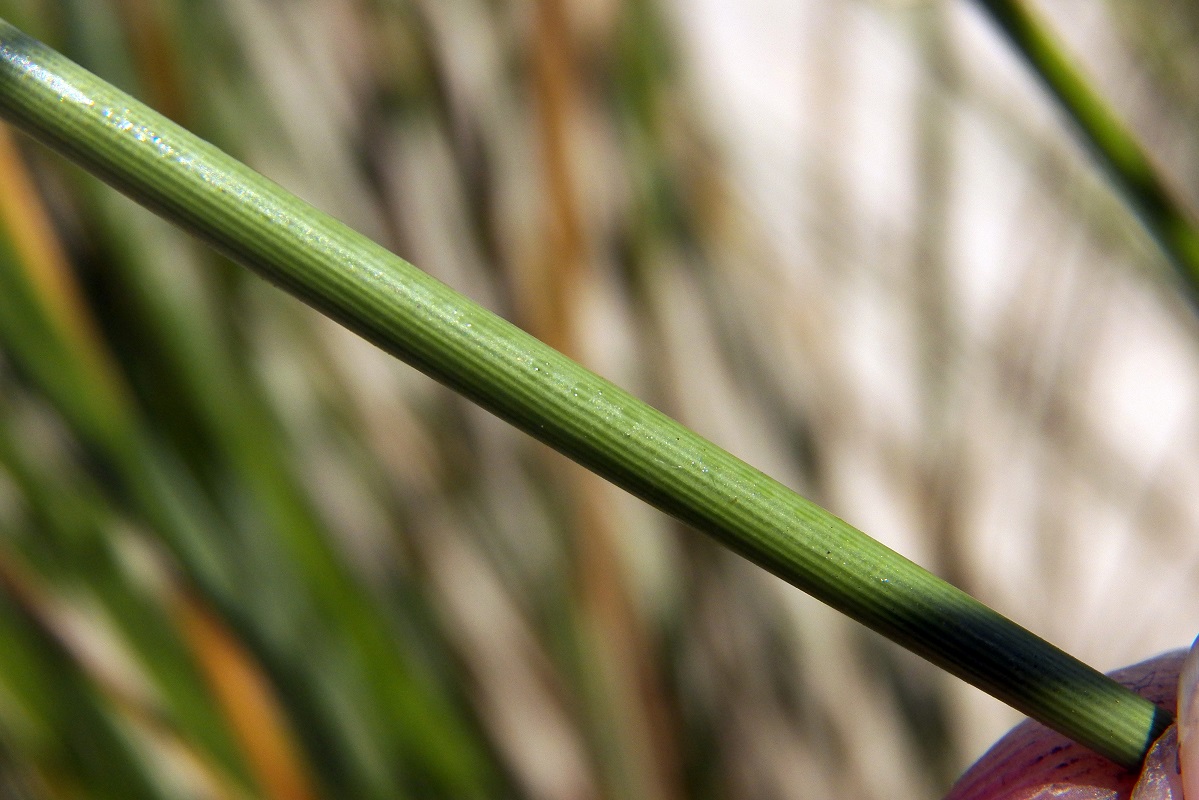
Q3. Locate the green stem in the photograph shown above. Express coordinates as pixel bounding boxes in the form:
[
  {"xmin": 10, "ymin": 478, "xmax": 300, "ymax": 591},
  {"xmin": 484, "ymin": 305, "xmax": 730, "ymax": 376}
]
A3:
[
  {"xmin": 0, "ymin": 18, "xmax": 1170, "ymax": 769},
  {"xmin": 975, "ymin": 0, "xmax": 1199, "ymax": 295}
]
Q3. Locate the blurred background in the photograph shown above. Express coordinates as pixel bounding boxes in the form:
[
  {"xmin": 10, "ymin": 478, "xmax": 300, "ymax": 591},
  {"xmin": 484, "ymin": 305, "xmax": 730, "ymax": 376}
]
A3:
[{"xmin": 0, "ymin": 0, "xmax": 1196, "ymax": 797}]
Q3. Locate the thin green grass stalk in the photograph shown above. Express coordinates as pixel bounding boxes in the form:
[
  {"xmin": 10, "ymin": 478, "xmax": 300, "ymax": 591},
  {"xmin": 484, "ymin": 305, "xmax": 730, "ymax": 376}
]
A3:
[
  {"xmin": 975, "ymin": 0, "xmax": 1199, "ymax": 296},
  {"xmin": 0, "ymin": 18, "xmax": 1171, "ymax": 769}
]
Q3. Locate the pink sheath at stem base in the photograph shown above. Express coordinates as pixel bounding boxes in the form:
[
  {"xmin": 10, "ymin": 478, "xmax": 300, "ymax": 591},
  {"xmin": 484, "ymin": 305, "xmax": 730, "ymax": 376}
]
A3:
[{"xmin": 945, "ymin": 650, "xmax": 1188, "ymax": 800}]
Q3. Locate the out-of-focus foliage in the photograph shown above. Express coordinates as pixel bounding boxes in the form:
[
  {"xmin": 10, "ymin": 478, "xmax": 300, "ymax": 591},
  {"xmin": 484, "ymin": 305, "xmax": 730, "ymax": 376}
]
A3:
[{"xmin": 0, "ymin": 0, "xmax": 1197, "ymax": 798}]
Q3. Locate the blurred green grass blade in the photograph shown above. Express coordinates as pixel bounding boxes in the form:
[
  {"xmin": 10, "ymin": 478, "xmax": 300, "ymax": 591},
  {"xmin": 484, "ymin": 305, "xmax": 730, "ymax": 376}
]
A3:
[
  {"xmin": 0, "ymin": 408, "xmax": 255, "ymax": 789},
  {"xmin": 0, "ymin": 370, "xmax": 397, "ymax": 798},
  {"xmin": 0, "ymin": 85, "xmax": 499, "ymax": 800},
  {"xmin": 56, "ymin": 17, "xmax": 511, "ymax": 782},
  {"xmin": 0, "ymin": 121, "xmax": 234, "ymax": 594},
  {"xmin": 75, "ymin": 188, "xmax": 498, "ymax": 799},
  {"xmin": 0, "ymin": 569, "xmax": 163, "ymax": 800},
  {"xmin": 975, "ymin": 0, "xmax": 1199, "ymax": 295},
  {"xmin": 0, "ymin": 148, "xmax": 136, "ymax": 461},
  {"xmin": 0, "ymin": 12, "xmax": 505, "ymax": 786},
  {"xmin": 0, "ymin": 18, "xmax": 1171, "ymax": 770}
]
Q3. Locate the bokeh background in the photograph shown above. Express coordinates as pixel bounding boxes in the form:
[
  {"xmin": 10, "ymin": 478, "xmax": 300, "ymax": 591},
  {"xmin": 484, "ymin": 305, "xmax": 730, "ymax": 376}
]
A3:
[{"xmin": 0, "ymin": 0, "xmax": 1196, "ymax": 797}]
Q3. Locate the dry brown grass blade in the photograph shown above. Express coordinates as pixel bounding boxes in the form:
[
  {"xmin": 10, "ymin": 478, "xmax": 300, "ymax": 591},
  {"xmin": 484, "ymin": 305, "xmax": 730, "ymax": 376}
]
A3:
[
  {"xmin": 528, "ymin": 2, "xmax": 684, "ymax": 796},
  {"xmin": 0, "ymin": 123, "xmax": 126, "ymax": 405},
  {"xmin": 173, "ymin": 592, "xmax": 318, "ymax": 800},
  {"xmin": 0, "ymin": 548, "xmax": 243, "ymax": 799}
]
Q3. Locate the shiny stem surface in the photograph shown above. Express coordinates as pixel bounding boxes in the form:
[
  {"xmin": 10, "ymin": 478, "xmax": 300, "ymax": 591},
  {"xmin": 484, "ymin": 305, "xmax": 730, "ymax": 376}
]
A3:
[{"xmin": 0, "ymin": 18, "xmax": 1171, "ymax": 770}]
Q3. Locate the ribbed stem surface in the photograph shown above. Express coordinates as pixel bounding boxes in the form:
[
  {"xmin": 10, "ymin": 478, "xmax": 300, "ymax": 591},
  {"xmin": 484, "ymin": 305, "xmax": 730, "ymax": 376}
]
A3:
[{"xmin": 0, "ymin": 19, "xmax": 1170, "ymax": 769}]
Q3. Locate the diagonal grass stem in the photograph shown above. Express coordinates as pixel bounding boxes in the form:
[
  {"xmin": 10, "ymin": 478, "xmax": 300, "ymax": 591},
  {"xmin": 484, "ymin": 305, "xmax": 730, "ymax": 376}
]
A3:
[{"xmin": 0, "ymin": 18, "xmax": 1172, "ymax": 770}]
